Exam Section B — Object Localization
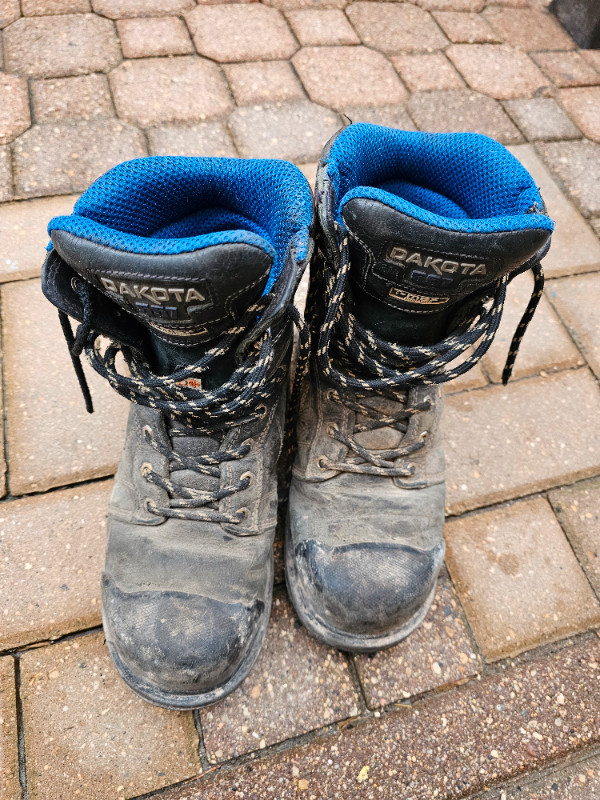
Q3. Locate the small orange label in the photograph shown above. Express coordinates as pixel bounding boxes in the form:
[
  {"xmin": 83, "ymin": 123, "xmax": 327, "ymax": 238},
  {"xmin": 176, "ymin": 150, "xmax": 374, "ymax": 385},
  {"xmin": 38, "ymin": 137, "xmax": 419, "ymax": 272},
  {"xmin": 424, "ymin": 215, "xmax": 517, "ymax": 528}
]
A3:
[{"xmin": 176, "ymin": 378, "xmax": 202, "ymax": 389}]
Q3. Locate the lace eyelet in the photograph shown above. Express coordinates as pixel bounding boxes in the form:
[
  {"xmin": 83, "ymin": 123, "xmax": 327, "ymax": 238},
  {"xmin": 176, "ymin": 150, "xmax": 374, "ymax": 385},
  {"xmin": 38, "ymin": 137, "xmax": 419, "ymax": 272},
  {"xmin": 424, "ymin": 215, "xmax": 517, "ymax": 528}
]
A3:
[
  {"xmin": 325, "ymin": 389, "xmax": 335, "ymax": 401},
  {"xmin": 143, "ymin": 497, "xmax": 154, "ymax": 513},
  {"xmin": 140, "ymin": 462, "xmax": 153, "ymax": 478},
  {"xmin": 256, "ymin": 404, "xmax": 268, "ymax": 418},
  {"xmin": 71, "ymin": 277, "xmax": 80, "ymax": 292},
  {"xmin": 327, "ymin": 423, "xmax": 338, "ymax": 437},
  {"xmin": 240, "ymin": 471, "xmax": 254, "ymax": 487},
  {"xmin": 237, "ymin": 507, "xmax": 249, "ymax": 522},
  {"xmin": 419, "ymin": 430, "xmax": 429, "ymax": 442},
  {"xmin": 317, "ymin": 456, "xmax": 328, "ymax": 470},
  {"xmin": 142, "ymin": 425, "xmax": 152, "ymax": 439}
]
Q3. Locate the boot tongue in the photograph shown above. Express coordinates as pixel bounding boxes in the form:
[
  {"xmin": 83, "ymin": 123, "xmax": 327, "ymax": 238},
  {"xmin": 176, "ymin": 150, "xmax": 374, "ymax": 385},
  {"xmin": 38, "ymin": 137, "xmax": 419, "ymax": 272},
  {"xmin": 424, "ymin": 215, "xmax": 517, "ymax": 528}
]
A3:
[{"xmin": 341, "ymin": 194, "xmax": 550, "ymax": 346}]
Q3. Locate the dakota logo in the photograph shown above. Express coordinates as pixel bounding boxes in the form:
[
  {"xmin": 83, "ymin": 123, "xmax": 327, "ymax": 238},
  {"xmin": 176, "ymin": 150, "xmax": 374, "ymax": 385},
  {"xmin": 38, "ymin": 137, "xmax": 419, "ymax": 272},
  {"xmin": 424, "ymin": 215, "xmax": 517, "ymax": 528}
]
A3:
[
  {"xmin": 99, "ymin": 277, "xmax": 206, "ymax": 305},
  {"xmin": 386, "ymin": 246, "xmax": 487, "ymax": 277},
  {"xmin": 389, "ymin": 287, "xmax": 449, "ymax": 306}
]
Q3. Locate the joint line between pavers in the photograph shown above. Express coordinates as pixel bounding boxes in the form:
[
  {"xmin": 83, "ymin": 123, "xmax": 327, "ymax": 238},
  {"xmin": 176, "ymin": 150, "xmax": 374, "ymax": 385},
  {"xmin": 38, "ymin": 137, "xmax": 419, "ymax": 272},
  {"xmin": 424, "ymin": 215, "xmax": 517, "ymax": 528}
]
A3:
[
  {"xmin": 14, "ymin": 655, "xmax": 29, "ymax": 800},
  {"xmin": 192, "ymin": 710, "xmax": 212, "ymax": 774},
  {"xmin": 1, "ymin": 623, "xmax": 105, "ymax": 659}
]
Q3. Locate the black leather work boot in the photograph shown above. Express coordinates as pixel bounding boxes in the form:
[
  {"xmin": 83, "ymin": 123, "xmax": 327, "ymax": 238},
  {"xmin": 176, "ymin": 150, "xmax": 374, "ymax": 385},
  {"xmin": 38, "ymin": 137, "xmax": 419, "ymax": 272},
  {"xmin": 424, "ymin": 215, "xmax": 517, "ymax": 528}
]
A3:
[
  {"xmin": 42, "ymin": 156, "xmax": 313, "ymax": 708},
  {"xmin": 287, "ymin": 124, "xmax": 553, "ymax": 652}
]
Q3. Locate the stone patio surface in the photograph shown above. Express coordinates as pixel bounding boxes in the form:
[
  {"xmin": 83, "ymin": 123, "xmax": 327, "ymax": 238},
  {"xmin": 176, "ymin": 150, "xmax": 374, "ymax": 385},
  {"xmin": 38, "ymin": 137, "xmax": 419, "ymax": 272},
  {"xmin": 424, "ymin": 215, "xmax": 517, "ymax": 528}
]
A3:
[{"xmin": 0, "ymin": 0, "xmax": 599, "ymax": 798}]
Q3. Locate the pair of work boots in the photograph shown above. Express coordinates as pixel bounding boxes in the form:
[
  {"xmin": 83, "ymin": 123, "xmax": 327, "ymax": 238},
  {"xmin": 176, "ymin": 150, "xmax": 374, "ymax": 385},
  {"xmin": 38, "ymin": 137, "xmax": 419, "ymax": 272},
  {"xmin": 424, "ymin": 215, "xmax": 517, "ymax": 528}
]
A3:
[{"xmin": 43, "ymin": 123, "xmax": 553, "ymax": 709}]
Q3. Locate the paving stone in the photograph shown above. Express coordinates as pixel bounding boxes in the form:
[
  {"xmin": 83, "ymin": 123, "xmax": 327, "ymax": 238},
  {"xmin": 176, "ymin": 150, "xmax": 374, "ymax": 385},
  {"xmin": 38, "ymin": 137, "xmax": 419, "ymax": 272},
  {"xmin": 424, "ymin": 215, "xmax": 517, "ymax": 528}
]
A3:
[
  {"xmin": 559, "ymin": 87, "xmax": 600, "ymax": 144},
  {"xmin": 538, "ymin": 139, "xmax": 600, "ymax": 218},
  {"xmin": 0, "ymin": 658, "xmax": 19, "ymax": 800},
  {"xmin": 500, "ymin": 753, "xmax": 600, "ymax": 799},
  {"xmin": 13, "ymin": 119, "xmax": 146, "ymax": 198},
  {"xmin": 286, "ymin": 9, "xmax": 359, "ymax": 45},
  {"xmin": 392, "ymin": 52, "xmax": 464, "ymax": 92},
  {"xmin": 533, "ymin": 51, "xmax": 600, "ymax": 88},
  {"xmin": 432, "ymin": 11, "xmax": 500, "ymax": 42},
  {"xmin": 408, "ymin": 90, "xmax": 521, "ymax": 143},
  {"xmin": 148, "ymin": 122, "xmax": 237, "ymax": 157},
  {"xmin": 159, "ymin": 638, "xmax": 600, "ymax": 800},
  {"xmin": 484, "ymin": 6, "xmax": 575, "ymax": 51},
  {"xmin": 22, "ymin": 0, "xmax": 90, "ymax": 13},
  {"xmin": 592, "ymin": 218, "xmax": 600, "ymax": 238},
  {"xmin": 444, "ymin": 348, "xmax": 487, "ymax": 393},
  {"xmin": 582, "ymin": 49, "xmax": 600, "ymax": 73},
  {"xmin": 2, "ymin": 279, "xmax": 129, "ymax": 495},
  {"xmin": 341, "ymin": 105, "xmax": 416, "ymax": 130},
  {"xmin": 0, "ymin": 482, "xmax": 112, "ymax": 650},
  {"xmin": 0, "ymin": 195, "xmax": 78, "ymax": 283},
  {"xmin": 263, "ymin": 0, "xmax": 346, "ymax": 9},
  {"xmin": 20, "ymin": 632, "xmax": 201, "ymax": 800},
  {"xmin": 3, "ymin": 14, "xmax": 121, "ymax": 78},
  {"xmin": 347, "ymin": 2, "xmax": 448, "ymax": 54},
  {"xmin": 0, "ymin": 0, "xmax": 18, "ymax": 28},
  {"xmin": 293, "ymin": 46, "xmax": 407, "ymax": 109},
  {"xmin": 444, "ymin": 369, "xmax": 600, "ymax": 514},
  {"xmin": 110, "ymin": 57, "xmax": 232, "ymax": 128},
  {"xmin": 447, "ymin": 44, "xmax": 549, "ymax": 100},
  {"xmin": 0, "ymin": 72, "xmax": 30, "ymax": 145},
  {"xmin": 31, "ymin": 74, "xmax": 113, "ymax": 123},
  {"xmin": 223, "ymin": 60, "xmax": 304, "ymax": 105},
  {"xmin": 230, "ymin": 101, "xmax": 340, "ymax": 161},
  {"xmin": 186, "ymin": 5, "xmax": 297, "ymax": 63},
  {"xmin": 93, "ymin": 0, "xmax": 194, "ymax": 17},
  {"xmin": 199, "ymin": 594, "xmax": 359, "ymax": 762},
  {"xmin": 117, "ymin": 16, "xmax": 193, "ymax": 58},
  {"xmin": 0, "ymin": 146, "xmax": 12, "ymax": 203},
  {"xmin": 547, "ymin": 273, "xmax": 600, "ymax": 381},
  {"xmin": 505, "ymin": 97, "xmax": 580, "ymax": 141},
  {"xmin": 354, "ymin": 575, "xmax": 479, "ymax": 708},
  {"xmin": 414, "ymin": 0, "xmax": 484, "ymax": 9},
  {"xmin": 445, "ymin": 497, "xmax": 600, "ymax": 661},
  {"xmin": 511, "ymin": 144, "xmax": 600, "ymax": 278}
]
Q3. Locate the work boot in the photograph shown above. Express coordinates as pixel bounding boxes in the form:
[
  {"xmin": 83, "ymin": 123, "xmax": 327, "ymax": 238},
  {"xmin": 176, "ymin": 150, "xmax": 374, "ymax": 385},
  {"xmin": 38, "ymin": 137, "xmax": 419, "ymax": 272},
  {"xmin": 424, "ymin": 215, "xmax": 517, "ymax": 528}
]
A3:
[
  {"xmin": 42, "ymin": 156, "xmax": 313, "ymax": 708},
  {"xmin": 287, "ymin": 124, "xmax": 553, "ymax": 652}
]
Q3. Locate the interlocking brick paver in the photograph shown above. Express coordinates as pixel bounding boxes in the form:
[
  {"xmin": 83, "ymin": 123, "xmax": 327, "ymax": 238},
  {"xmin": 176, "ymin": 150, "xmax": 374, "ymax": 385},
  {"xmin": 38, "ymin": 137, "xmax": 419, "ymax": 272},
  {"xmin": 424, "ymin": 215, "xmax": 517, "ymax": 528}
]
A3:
[
  {"xmin": 0, "ymin": 73, "xmax": 30, "ymax": 145},
  {"xmin": 0, "ymin": 482, "xmax": 111, "ymax": 650},
  {"xmin": 347, "ymin": 2, "xmax": 448, "ymax": 54},
  {"xmin": 293, "ymin": 46, "xmax": 407, "ymax": 109},
  {"xmin": 484, "ymin": 6, "xmax": 575, "ymax": 51},
  {"xmin": 286, "ymin": 9, "xmax": 359, "ymax": 45},
  {"xmin": 445, "ymin": 497, "xmax": 600, "ymax": 661},
  {"xmin": 93, "ymin": 0, "xmax": 194, "ymax": 17},
  {"xmin": 0, "ymin": 195, "xmax": 78, "ymax": 283},
  {"xmin": 2, "ymin": 279, "xmax": 129, "ymax": 495},
  {"xmin": 296, "ymin": 162, "xmax": 317, "ymax": 186},
  {"xmin": 160, "ymin": 639, "xmax": 600, "ymax": 800},
  {"xmin": 200, "ymin": 594, "xmax": 359, "ymax": 762},
  {"xmin": 534, "ymin": 51, "xmax": 600, "ymax": 88},
  {"xmin": 0, "ymin": 0, "xmax": 18, "ymax": 28},
  {"xmin": 13, "ymin": 119, "xmax": 146, "ymax": 197},
  {"xmin": 20, "ymin": 632, "xmax": 201, "ymax": 800},
  {"xmin": 354, "ymin": 575, "xmax": 479, "ymax": 708},
  {"xmin": 445, "ymin": 348, "xmax": 487, "ymax": 393},
  {"xmin": 582, "ymin": 49, "xmax": 600, "ymax": 72},
  {"xmin": 502, "ymin": 754, "xmax": 600, "ymax": 799},
  {"xmin": 511, "ymin": 145, "xmax": 600, "ymax": 277},
  {"xmin": 4, "ymin": 14, "xmax": 121, "ymax": 78},
  {"xmin": 447, "ymin": 44, "xmax": 548, "ymax": 100},
  {"xmin": 22, "ymin": 0, "xmax": 90, "ymax": 13},
  {"xmin": 223, "ymin": 60, "xmax": 304, "ymax": 105},
  {"xmin": 110, "ymin": 57, "xmax": 232, "ymax": 127},
  {"xmin": 547, "ymin": 274, "xmax": 600, "ymax": 380},
  {"xmin": 432, "ymin": 11, "xmax": 500, "ymax": 43},
  {"xmin": 559, "ymin": 87, "xmax": 600, "ymax": 143},
  {"xmin": 408, "ymin": 90, "xmax": 521, "ymax": 143},
  {"xmin": 148, "ymin": 122, "xmax": 237, "ymax": 157},
  {"xmin": 0, "ymin": 147, "xmax": 12, "ymax": 203},
  {"xmin": 505, "ymin": 97, "xmax": 580, "ymax": 141},
  {"xmin": 186, "ymin": 5, "xmax": 297, "ymax": 63},
  {"xmin": 414, "ymin": 0, "xmax": 484, "ymax": 9},
  {"xmin": 341, "ymin": 105, "xmax": 416, "ymax": 130},
  {"xmin": 392, "ymin": 52, "xmax": 464, "ymax": 92},
  {"xmin": 550, "ymin": 477, "xmax": 600, "ymax": 598},
  {"xmin": 230, "ymin": 101, "xmax": 339, "ymax": 161},
  {"xmin": 31, "ymin": 74, "xmax": 113, "ymax": 123},
  {"xmin": 0, "ymin": 658, "xmax": 19, "ymax": 800},
  {"xmin": 538, "ymin": 139, "xmax": 600, "ymax": 218},
  {"xmin": 263, "ymin": 0, "xmax": 346, "ymax": 9},
  {"xmin": 116, "ymin": 16, "xmax": 193, "ymax": 58}
]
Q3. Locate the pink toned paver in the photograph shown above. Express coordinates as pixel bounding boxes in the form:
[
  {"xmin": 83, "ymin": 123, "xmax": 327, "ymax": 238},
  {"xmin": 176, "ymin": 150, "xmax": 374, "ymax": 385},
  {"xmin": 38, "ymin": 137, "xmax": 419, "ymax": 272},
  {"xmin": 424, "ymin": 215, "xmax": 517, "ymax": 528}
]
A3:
[
  {"xmin": 0, "ymin": 658, "xmax": 19, "ymax": 800},
  {"xmin": 547, "ymin": 273, "xmax": 600, "ymax": 380}
]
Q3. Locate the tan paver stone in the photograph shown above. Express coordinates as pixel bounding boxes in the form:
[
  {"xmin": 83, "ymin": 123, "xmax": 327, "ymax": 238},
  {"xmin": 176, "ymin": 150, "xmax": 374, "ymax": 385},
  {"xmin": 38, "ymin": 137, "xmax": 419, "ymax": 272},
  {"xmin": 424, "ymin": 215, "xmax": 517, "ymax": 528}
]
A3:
[
  {"xmin": 0, "ymin": 195, "xmax": 78, "ymax": 283},
  {"xmin": 293, "ymin": 46, "xmax": 407, "ymax": 109},
  {"xmin": 505, "ymin": 97, "xmax": 580, "ymax": 141},
  {"xmin": 0, "ymin": 146, "xmax": 12, "ymax": 203},
  {"xmin": 354, "ymin": 575, "xmax": 479, "ymax": 708},
  {"xmin": 414, "ymin": 0, "xmax": 484, "ymax": 9},
  {"xmin": 444, "ymin": 369, "xmax": 600, "ymax": 514},
  {"xmin": 559, "ymin": 87, "xmax": 600, "ymax": 144},
  {"xmin": 549, "ymin": 477, "xmax": 600, "ymax": 598},
  {"xmin": 200, "ymin": 594, "xmax": 359, "ymax": 762},
  {"xmin": 3, "ymin": 279, "xmax": 129, "ymax": 494},
  {"xmin": 0, "ymin": 73, "xmax": 30, "ymax": 145},
  {"xmin": 0, "ymin": 658, "xmax": 19, "ymax": 800},
  {"xmin": 582, "ymin": 49, "xmax": 600, "ymax": 72},
  {"xmin": 347, "ymin": 2, "xmax": 448, "ymax": 54},
  {"xmin": 286, "ymin": 9, "xmax": 359, "ymax": 45},
  {"xmin": 22, "ymin": 0, "xmax": 90, "ymax": 13},
  {"xmin": 547, "ymin": 273, "xmax": 600, "ymax": 380},
  {"xmin": 484, "ymin": 6, "xmax": 575, "ymax": 51},
  {"xmin": 111, "ymin": 58, "xmax": 232, "ymax": 128},
  {"xmin": 592, "ymin": 218, "xmax": 600, "ymax": 238},
  {"xmin": 0, "ymin": 482, "xmax": 111, "ymax": 650},
  {"xmin": 116, "ymin": 16, "xmax": 193, "ymax": 59},
  {"xmin": 511, "ymin": 144, "xmax": 600, "ymax": 277},
  {"xmin": 392, "ymin": 52, "xmax": 464, "ymax": 92},
  {"xmin": 263, "ymin": 0, "xmax": 346, "ymax": 9},
  {"xmin": 223, "ymin": 60, "xmax": 304, "ymax": 105},
  {"xmin": 502, "ymin": 753, "xmax": 600, "ymax": 799},
  {"xmin": 534, "ymin": 51, "xmax": 600, "ymax": 88},
  {"xmin": 148, "ymin": 122, "xmax": 237, "ymax": 157},
  {"xmin": 4, "ymin": 14, "xmax": 121, "ymax": 78},
  {"xmin": 13, "ymin": 119, "xmax": 146, "ymax": 198},
  {"xmin": 20, "ymin": 632, "xmax": 201, "ymax": 800},
  {"xmin": 0, "ymin": 0, "xmax": 19, "ymax": 28},
  {"xmin": 447, "ymin": 44, "xmax": 549, "ymax": 100},
  {"xmin": 538, "ymin": 140, "xmax": 600, "ymax": 218},
  {"xmin": 31, "ymin": 74, "xmax": 113, "ymax": 123},
  {"xmin": 432, "ymin": 10, "xmax": 500, "ymax": 42},
  {"xmin": 0, "ymin": 331, "xmax": 5, "ymax": 496},
  {"xmin": 444, "ymin": 350, "xmax": 487, "ymax": 393},
  {"xmin": 93, "ymin": 0, "xmax": 194, "ymax": 17},
  {"xmin": 186, "ymin": 5, "xmax": 297, "ymax": 63},
  {"xmin": 341, "ymin": 104, "xmax": 416, "ymax": 130},
  {"xmin": 408, "ymin": 90, "xmax": 521, "ymax": 143},
  {"xmin": 158, "ymin": 639, "xmax": 600, "ymax": 800},
  {"xmin": 230, "ymin": 101, "xmax": 340, "ymax": 161},
  {"xmin": 445, "ymin": 497, "xmax": 600, "ymax": 660}
]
